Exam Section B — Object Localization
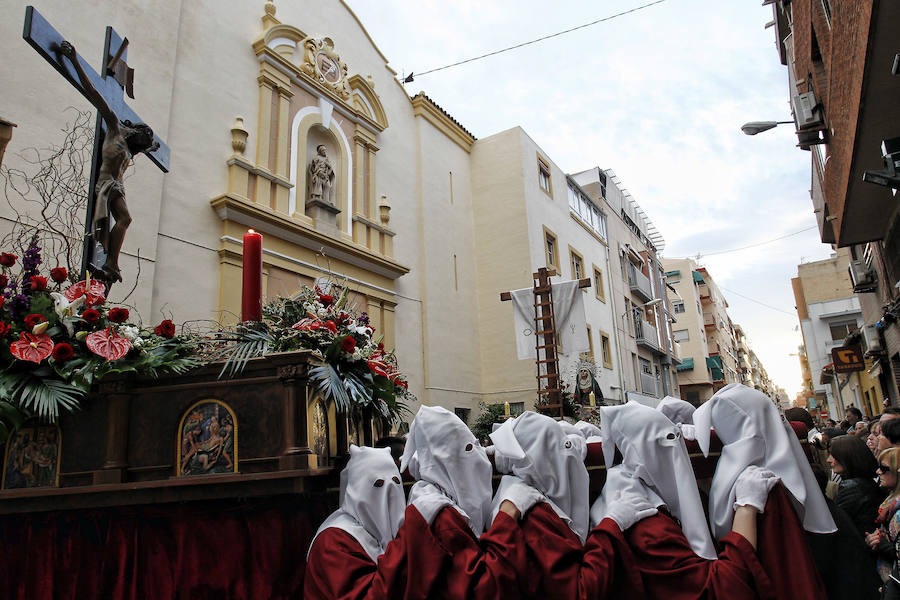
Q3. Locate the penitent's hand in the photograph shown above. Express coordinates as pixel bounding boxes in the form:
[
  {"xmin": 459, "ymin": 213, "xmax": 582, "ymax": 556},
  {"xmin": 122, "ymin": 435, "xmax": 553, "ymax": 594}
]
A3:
[
  {"xmin": 499, "ymin": 500, "xmax": 521, "ymax": 521},
  {"xmin": 733, "ymin": 465, "xmax": 780, "ymax": 513},
  {"xmin": 60, "ymin": 41, "xmax": 76, "ymax": 59}
]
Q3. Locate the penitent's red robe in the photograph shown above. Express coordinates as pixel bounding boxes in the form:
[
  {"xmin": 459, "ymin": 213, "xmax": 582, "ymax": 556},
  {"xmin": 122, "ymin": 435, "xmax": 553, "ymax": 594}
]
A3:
[
  {"xmin": 755, "ymin": 482, "xmax": 828, "ymax": 600},
  {"xmin": 515, "ymin": 502, "xmax": 645, "ymax": 600},
  {"xmin": 424, "ymin": 506, "xmax": 528, "ymax": 600},
  {"xmin": 623, "ymin": 511, "xmax": 776, "ymax": 600},
  {"xmin": 303, "ymin": 506, "xmax": 449, "ymax": 600}
]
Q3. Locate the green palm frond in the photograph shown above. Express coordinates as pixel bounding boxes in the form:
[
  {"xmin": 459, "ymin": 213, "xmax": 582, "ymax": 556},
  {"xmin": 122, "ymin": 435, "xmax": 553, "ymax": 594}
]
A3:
[
  {"xmin": 309, "ymin": 363, "xmax": 351, "ymax": 413},
  {"xmin": 3, "ymin": 373, "xmax": 83, "ymax": 421},
  {"xmin": 213, "ymin": 326, "xmax": 274, "ymax": 378},
  {"xmin": 0, "ymin": 399, "xmax": 27, "ymax": 446}
]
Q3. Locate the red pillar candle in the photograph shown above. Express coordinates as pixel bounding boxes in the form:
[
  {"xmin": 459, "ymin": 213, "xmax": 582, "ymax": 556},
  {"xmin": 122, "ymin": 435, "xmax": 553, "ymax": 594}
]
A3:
[{"xmin": 241, "ymin": 229, "xmax": 263, "ymax": 322}]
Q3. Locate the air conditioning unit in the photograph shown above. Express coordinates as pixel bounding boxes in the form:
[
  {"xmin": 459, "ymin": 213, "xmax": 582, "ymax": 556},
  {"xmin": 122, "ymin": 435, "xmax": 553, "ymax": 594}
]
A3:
[
  {"xmin": 792, "ymin": 91, "xmax": 825, "ymax": 130},
  {"xmin": 863, "ymin": 325, "xmax": 883, "ymax": 354},
  {"xmin": 849, "ymin": 260, "xmax": 877, "ymax": 293}
]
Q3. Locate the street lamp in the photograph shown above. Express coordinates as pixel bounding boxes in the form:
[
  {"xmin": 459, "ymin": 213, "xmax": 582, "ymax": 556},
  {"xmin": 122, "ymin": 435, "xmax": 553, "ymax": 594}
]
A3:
[{"xmin": 740, "ymin": 120, "xmax": 794, "ymax": 136}]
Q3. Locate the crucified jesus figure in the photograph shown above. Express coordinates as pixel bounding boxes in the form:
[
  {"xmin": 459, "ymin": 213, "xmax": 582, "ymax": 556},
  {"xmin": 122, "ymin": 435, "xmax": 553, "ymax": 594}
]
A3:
[{"xmin": 60, "ymin": 40, "xmax": 158, "ymax": 284}]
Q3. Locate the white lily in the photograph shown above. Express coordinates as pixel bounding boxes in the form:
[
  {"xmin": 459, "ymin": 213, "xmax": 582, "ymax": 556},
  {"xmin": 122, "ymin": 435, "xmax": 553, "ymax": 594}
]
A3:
[{"xmin": 50, "ymin": 291, "xmax": 85, "ymax": 337}]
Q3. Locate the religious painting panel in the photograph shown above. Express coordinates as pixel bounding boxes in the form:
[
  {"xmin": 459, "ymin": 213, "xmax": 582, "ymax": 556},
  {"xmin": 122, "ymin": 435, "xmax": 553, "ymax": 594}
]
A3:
[
  {"xmin": 177, "ymin": 400, "xmax": 238, "ymax": 477},
  {"xmin": 2, "ymin": 422, "xmax": 61, "ymax": 489},
  {"xmin": 311, "ymin": 397, "xmax": 330, "ymax": 464}
]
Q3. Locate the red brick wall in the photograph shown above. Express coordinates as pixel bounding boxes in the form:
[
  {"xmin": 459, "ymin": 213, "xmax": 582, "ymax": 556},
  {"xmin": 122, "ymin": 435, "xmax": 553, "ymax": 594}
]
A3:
[{"xmin": 789, "ymin": 0, "xmax": 875, "ymax": 243}]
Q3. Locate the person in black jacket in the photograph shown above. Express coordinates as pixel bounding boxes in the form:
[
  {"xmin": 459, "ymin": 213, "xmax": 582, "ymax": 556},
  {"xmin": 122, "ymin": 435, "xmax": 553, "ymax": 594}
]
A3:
[{"xmin": 828, "ymin": 435, "xmax": 884, "ymax": 537}]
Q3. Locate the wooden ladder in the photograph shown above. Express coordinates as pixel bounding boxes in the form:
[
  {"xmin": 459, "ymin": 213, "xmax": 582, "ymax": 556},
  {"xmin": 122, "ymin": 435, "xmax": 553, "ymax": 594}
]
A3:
[{"xmin": 532, "ymin": 268, "xmax": 562, "ymax": 419}]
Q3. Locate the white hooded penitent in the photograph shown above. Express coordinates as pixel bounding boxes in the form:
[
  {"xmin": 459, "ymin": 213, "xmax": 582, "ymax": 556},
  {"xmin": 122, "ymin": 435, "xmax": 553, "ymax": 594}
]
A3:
[
  {"xmin": 400, "ymin": 405, "xmax": 494, "ymax": 536},
  {"xmin": 308, "ymin": 445, "xmax": 406, "ymax": 562},
  {"xmin": 491, "ymin": 411, "xmax": 590, "ymax": 542},
  {"xmin": 596, "ymin": 401, "xmax": 717, "ymax": 559},
  {"xmin": 692, "ymin": 383, "xmax": 836, "ymax": 539}
]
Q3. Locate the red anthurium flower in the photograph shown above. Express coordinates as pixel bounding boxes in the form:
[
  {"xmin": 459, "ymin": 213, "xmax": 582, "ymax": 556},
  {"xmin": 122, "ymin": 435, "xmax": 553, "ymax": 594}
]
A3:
[
  {"xmin": 64, "ymin": 278, "xmax": 106, "ymax": 307},
  {"xmin": 50, "ymin": 267, "xmax": 67, "ymax": 283},
  {"xmin": 81, "ymin": 308, "xmax": 101, "ymax": 323},
  {"xmin": 30, "ymin": 276, "xmax": 48, "ymax": 292},
  {"xmin": 107, "ymin": 307, "xmax": 129, "ymax": 323},
  {"xmin": 23, "ymin": 314, "xmax": 45, "ymax": 329},
  {"xmin": 153, "ymin": 319, "xmax": 176, "ymax": 339},
  {"xmin": 86, "ymin": 327, "xmax": 132, "ymax": 361},
  {"xmin": 10, "ymin": 332, "xmax": 54, "ymax": 363},
  {"xmin": 341, "ymin": 335, "xmax": 356, "ymax": 354},
  {"xmin": 324, "ymin": 320, "xmax": 337, "ymax": 333},
  {"xmin": 292, "ymin": 318, "xmax": 322, "ymax": 332},
  {"xmin": 51, "ymin": 342, "xmax": 75, "ymax": 363},
  {"xmin": 367, "ymin": 358, "xmax": 390, "ymax": 377},
  {"xmin": 0, "ymin": 253, "xmax": 17, "ymax": 267}
]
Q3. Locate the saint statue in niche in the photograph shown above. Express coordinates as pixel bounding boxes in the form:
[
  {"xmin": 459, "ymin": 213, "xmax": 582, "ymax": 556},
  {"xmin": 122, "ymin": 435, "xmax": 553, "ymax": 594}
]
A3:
[{"xmin": 308, "ymin": 144, "xmax": 335, "ymax": 205}]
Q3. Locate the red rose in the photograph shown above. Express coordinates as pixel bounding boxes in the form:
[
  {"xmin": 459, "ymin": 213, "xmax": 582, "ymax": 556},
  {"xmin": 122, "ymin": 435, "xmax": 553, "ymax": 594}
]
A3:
[
  {"xmin": 0, "ymin": 322, "xmax": 10, "ymax": 337},
  {"xmin": 0, "ymin": 274, "xmax": 7, "ymax": 289},
  {"xmin": 81, "ymin": 308, "xmax": 101, "ymax": 323},
  {"xmin": 324, "ymin": 320, "xmax": 337, "ymax": 333},
  {"xmin": 108, "ymin": 307, "xmax": 129, "ymax": 323},
  {"xmin": 318, "ymin": 294, "xmax": 334, "ymax": 307},
  {"xmin": 23, "ymin": 313, "xmax": 45, "ymax": 329},
  {"xmin": 50, "ymin": 267, "xmax": 67, "ymax": 283},
  {"xmin": 51, "ymin": 342, "xmax": 75, "ymax": 363},
  {"xmin": 30, "ymin": 276, "xmax": 48, "ymax": 292},
  {"xmin": 341, "ymin": 335, "xmax": 357, "ymax": 354},
  {"xmin": 153, "ymin": 319, "xmax": 176, "ymax": 338},
  {"xmin": 0, "ymin": 253, "xmax": 17, "ymax": 267}
]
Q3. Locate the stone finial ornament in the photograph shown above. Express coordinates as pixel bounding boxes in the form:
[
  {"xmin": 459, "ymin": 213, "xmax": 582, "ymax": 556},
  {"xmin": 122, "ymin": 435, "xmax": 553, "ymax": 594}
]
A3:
[
  {"xmin": 378, "ymin": 195, "xmax": 391, "ymax": 226},
  {"xmin": 230, "ymin": 117, "xmax": 249, "ymax": 155}
]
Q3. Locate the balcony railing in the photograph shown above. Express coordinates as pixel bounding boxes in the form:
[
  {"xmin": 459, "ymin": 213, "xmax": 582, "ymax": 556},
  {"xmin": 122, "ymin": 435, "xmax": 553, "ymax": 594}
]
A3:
[
  {"xmin": 636, "ymin": 319, "xmax": 661, "ymax": 352},
  {"xmin": 627, "ymin": 264, "xmax": 653, "ymax": 302},
  {"xmin": 640, "ymin": 371, "xmax": 658, "ymax": 395}
]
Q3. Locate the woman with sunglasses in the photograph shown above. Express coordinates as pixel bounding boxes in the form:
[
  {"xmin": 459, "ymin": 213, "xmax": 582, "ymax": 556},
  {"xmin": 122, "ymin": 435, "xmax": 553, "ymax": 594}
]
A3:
[{"xmin": 867, "ymin": 448, "xmax": 900, "ymax": 598}]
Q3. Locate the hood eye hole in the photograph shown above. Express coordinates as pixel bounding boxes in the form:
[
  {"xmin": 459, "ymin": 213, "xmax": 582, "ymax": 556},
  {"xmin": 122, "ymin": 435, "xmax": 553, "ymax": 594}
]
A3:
[
  {"xmin": 392, "ymin": 476, "xmax": 401, "ymax": 484},
  {"xmin": 564, "ymin": 440, "xmax": 572, "ymax": 449},
  {"xmin": 465, "ymin": 443, "xmax": 474, "ymax": 452},
  {"xmin": 675, "ymin": 430, "xmax": 681, "ymax": 438},
  {"xmin": 374, "ymin": 479, "xmax": 385, "ymax": 488},
  {"xmin": 666, "ymin": 432, "xmax": 676, "ymax": 440}
]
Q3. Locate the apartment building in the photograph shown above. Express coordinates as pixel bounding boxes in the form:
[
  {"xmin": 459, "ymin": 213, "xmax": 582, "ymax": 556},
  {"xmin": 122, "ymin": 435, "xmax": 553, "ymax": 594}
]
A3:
[
  {"xmin": 792, "ymin": 250, "xmax": 884, "ymax": 418},
  {"xmin": 766, "ymin": 0, "xmax": 900, "ymax": 407},
  {"xmin": 571, "ymin": 168, "xmax": 679, "ymax": 403}
]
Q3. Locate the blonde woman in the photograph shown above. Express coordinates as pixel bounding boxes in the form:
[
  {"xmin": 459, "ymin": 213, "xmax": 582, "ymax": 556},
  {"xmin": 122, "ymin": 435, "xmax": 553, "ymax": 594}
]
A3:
[{"xmin": 867, "ymin": 447, "xmax": 900, "ymax": 596}]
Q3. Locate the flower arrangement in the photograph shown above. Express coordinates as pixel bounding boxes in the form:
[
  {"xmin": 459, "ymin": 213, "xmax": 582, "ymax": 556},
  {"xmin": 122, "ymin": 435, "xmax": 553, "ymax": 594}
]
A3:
[
  {"xmin": 0, "ymin": 237, "xmax": 201, "ymax": 430},
  {"xmin": 216, "ymin": 283, "xmax": 411, "ymax": 425}
]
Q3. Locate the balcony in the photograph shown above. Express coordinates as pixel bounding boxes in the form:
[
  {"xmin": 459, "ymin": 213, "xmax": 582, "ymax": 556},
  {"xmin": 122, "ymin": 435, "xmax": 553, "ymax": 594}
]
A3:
[
  {"xmin": 627, "ymin": 264, "xmax": 653, "ymax": 302},
  {"xmin": 640, "ymin": 371, "xmax": 658, "ymax": 396},
  {"xmin": 706, "ymin": 355, "xmax": 724, "ymax": 382},
  {"xmin": 635, "ymin": 319, "xmax": 661, "ymax": 353},
  {"xmin": 704, "ymin": 315, "xmax": 716, "ymax": 330}
]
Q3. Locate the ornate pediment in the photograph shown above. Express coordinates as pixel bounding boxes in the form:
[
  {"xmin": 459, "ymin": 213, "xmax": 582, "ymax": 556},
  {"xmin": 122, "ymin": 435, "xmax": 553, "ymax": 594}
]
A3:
[{"xmin": 253, "ymin": 21, "xmax": 388, "ymax": 132}]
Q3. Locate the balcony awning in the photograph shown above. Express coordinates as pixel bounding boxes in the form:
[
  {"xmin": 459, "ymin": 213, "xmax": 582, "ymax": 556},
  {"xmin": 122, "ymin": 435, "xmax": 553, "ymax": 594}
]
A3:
[
  {"xmin": 706, "ymin": 355, "xmax": 724, "ymax": 381},
  {"xmin": 692, "ymin": 271, "xmax": 705, "ymax": 283},
  {"xmin": 665, "ymin": 270, "xmax": 681, "ymax": 278},
  {"xmin": 677, "ymin": 357, "xmax": 694, "ymax": 371}
]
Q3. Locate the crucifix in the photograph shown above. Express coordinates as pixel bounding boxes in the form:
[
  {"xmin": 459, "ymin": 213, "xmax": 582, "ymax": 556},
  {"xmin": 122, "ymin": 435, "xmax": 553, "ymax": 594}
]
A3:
[
  {"xmin": 22, "ymin": 6, "xmax": 170, "ymax": 286},
  {"xmin": 501, "ymin": 267, "xmax": 591, "ymax": 419}
]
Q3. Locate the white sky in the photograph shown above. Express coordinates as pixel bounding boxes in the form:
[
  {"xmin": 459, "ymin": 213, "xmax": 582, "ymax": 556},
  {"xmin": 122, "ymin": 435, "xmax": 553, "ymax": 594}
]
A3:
[{"xmin": 346, "ymin": 0, "xmax": 835, "ymax": 398}]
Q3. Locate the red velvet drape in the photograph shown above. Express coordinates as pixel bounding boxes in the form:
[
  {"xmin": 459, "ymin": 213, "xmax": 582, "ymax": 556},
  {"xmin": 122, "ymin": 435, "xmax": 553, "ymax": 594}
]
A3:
[{"xmin": 0, "ymin": 496, "xmax": 327, "ymax": 599}]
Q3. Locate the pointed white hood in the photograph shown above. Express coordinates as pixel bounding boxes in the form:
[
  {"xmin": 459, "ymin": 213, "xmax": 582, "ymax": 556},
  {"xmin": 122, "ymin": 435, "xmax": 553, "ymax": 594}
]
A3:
[
  {"xmin": 309, "ymin": 445, "xmax": 406, "ymax": 562},
  {"xmin": 693, "ymin": 383, "xmax": 836, "ymax": 538},
  {"xmin": 400, "ymin": 405, "xmax": 493, "ymax": 535},
  {"xmin": 491, "ymin": 411, "xmax": 590, "ymax": 542},
  {"xmin": 598, "ymin": 401, "xmax": 717, "ymax": 559},
  {"xmin": 657, "ymin": 396, "xmax": 696, "ymax": 425}
]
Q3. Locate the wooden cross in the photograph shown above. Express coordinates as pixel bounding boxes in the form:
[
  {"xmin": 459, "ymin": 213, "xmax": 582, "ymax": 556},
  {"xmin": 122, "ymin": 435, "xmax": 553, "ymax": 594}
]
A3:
[
  {"xmin": 501, "ymin": 268, "xmax": 591, "ymax": 419},
  {"xmin": 22, "ymin": 6, "xmax": 170, "ymax": 280}
]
